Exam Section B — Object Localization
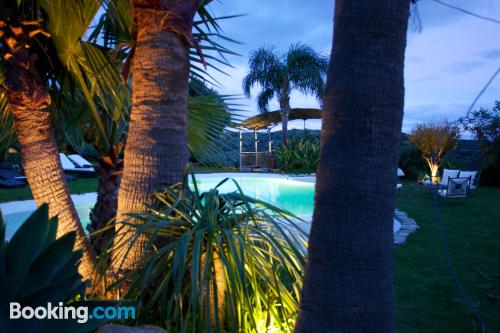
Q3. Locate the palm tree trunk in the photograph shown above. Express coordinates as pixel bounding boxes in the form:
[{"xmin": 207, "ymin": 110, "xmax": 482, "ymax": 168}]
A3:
[
  {"xmin": 10, "ymin": 103, "xmax": 96, "ymax": 281},
  {"xmin": 281, "ymin": 111, "xmax": 289, "ymax": 145},
  {"xmin": 89, "ymin": 164, "xmax": 121, "ymax": 253},
  {"xmin": 112, "ymin": 1, "xmax": 200, "ymax": 272},
  {"xmin": 280, "ymin": 97, "xmax": 291, "ymax": 145},
  {"xmin": 294, "ymin": 1, "xmax": 410, "ymax": 332}
]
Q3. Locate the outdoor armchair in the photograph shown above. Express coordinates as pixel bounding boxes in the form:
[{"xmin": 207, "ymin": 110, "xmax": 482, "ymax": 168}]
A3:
[
  {"xmin": 438, "ymin": 176, "xmax": 470, "ymax": 199},
  {"xmin": 459, "ymin": 170, "xmax": 479, "ymax": 191}
]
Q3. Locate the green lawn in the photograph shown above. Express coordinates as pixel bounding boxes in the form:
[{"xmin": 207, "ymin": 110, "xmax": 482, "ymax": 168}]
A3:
[{"xmin": 395, "ymin": 181, "xmax": 500, "ymax": 332}]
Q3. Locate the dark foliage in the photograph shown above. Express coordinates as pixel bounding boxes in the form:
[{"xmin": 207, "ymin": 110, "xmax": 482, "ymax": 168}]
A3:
[{"xmin": 460, "ymin": 101, "xmax": 500, "ymax": 186}]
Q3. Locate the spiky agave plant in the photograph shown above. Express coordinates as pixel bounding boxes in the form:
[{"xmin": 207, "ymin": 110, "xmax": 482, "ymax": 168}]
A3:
[
  {"xmin": 0, "ymin": 205, "xmax": 118, "ymax": 332},
  {"xmin": 109, "ymin": 172, "xmax": 308, "ymax": 333}
]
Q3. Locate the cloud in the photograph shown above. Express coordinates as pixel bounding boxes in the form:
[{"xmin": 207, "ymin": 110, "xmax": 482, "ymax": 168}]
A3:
[
  {"xmin": 481, "ymin": 48, "xmax": 500, "ymax": 59},
  {"xmin": 445, "ymin": 60, "xmax": 485, "ymax": 74}
]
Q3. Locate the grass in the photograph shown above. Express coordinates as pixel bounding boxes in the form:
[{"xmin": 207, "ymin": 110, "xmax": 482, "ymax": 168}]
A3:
[{"xmin": 395, "ymin": 181, "xmax": 500, "ymax": 332}]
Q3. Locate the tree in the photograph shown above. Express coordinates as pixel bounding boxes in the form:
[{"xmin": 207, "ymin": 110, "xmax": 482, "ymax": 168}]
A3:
[
  {"xmin": 409, "ymin": 120, "xmax": 460, "ymax": 180},
  {"xmin": 242, "ymin": 44, "xmax": 328, "ymax": 144},
  {"xmin": 61, "ymin": 79, "xmax": 233, "ymax": 253},
  {"xmin": 460, "ymin": 101, "xmax": 500, "ymax": 186},
  {"xmin": 294, "ymin": 1, "xmax": 410, "ymax": 332},
  {"xmin": 111, "ymin": 0, "xmax": 211, "ymax": 272},
  {"xmin": 0, "ymin": 0, "xmax": 126, "ymax": 280}
]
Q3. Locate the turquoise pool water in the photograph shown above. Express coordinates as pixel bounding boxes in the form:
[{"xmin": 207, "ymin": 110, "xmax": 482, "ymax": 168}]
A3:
[
  {"xmin": 3, "ymin": 203, "xmax": 95, "ymax": 240},
  {"xmin": 193, "ymin": 176, "xmax": 315, "ymax": 216},
  {"xmin": 1, "ymin": 175, "xmax": 315, "ymax": 239}
]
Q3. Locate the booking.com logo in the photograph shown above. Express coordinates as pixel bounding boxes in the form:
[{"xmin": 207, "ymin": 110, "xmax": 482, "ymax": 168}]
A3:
[{"xmin": 10, "ymin": 302, "xmax": 136, "ymax": 323}]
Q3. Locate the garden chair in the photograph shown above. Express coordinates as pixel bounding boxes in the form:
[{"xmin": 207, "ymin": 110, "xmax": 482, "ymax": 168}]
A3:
[
  {"xmin": 438, "ymin": 177, "xmax": 470, "ymax": 199},
  {"xmin": 437, "ymin": 169, "xmax": 460, "ymax": 189},
  {"xmin": 458, "ymin": 170, "xmax": 479, "ymax": 192}
]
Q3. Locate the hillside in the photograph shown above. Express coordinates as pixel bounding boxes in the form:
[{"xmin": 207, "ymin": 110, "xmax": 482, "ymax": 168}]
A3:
[{"xmin": 206, "ymin": 129, "xmax": 483, "ymax": 171}]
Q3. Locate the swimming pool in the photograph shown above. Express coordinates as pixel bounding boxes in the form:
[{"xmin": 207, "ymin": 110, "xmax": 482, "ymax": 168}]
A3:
[
  {"xmin": 194, "ymin": 174, "xmax": 315, "ymax": 216},
  {"xmin": 1, "ymin": 173, "xmax": 400, "ymax": 239}
]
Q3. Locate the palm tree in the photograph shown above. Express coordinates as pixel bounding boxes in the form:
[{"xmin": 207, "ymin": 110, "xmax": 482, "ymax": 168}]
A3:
[
  {"xmin": 0, "ymin": 0, "xmax": 127, "ymax": 280},
  {"xmin": 242, "ymin": 44, "xmax": 328, "ymax": 144},
  {"xmin": 61, "ymin": 79, "xmax": 234, "ymax": 253},
  {"xmin": 294, "ymin": 1, "xmax": 410, "ymax": 332},
  {"xmin": 56, "ymin": 88, "xmax": 129, "ymax": 252},
  {"xmin": 109, "ymin": 0, "xmax": 235, "ymax": 271}
]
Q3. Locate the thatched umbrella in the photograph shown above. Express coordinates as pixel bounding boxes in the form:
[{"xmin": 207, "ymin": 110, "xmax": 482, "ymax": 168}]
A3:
[
  {"xmin": 238, "ymin": 108, "xmax": 322, "ymax": 170},
  {"xmin": 239, "ymin": 108, "xmax": 322, "ymax": 130}
]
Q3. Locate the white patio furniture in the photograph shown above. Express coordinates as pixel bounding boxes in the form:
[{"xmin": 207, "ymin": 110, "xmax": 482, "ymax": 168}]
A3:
[
  {"xmin": 68, "ymin": 154, "xmax": 94, "ymax": 168},
  {"xmin": 458, "ymin": 170, "xmax": 479, "ymax": 191},
  {"xmin": 437, "ymin": 169, "xmax": 460, "ymax": 188},
  {"xmin": 438, "ymin": 177, "xmax": 470, "ymax": 199},
  {"xmin": 59, "ymin": 153, "xmax": 95, "ymax": 177}
]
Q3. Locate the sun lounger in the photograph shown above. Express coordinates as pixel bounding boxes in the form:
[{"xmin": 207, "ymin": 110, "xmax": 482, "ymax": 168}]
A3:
[
  {"xmin": 0, "ymin": 178, "xmax": 26, "ymax": 189},
  {"xmin": 68, "ymin": 154, "xmax": 94, "ymax": 168},
  {"xmin": 0, "ymin": 168, "xmax": 27, "ymax": 183},
  {"xmin": 59, "ymin": 153, "xmax": 96, "ymax": 177}
]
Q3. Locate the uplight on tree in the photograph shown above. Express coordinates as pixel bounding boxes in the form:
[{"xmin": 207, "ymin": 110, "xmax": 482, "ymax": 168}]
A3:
[{"xmin": 409, "ymin": 120, "xmax": 460, "ymax": 180}]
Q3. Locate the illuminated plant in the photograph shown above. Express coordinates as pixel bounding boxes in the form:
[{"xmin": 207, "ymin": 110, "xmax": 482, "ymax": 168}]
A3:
[
  {"xmin": 409, "ymin": 120, "xmax": 460, "ymax": 180},
  {"xmin": 110, "ymin": 173, "xmax": 308, "ymax": 332}
]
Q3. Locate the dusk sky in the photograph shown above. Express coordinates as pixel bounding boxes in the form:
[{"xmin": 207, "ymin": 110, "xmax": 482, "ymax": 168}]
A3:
[{"xmin": 204, "ymin": 0, "xmax": 500, "ymax": 134}]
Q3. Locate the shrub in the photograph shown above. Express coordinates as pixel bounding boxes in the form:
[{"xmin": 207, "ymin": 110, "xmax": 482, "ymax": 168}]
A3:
[
  {"xmin": 110, "ymin": 174, "xmax": 307, "ymax": 333},
  {"xmin": 460, "ymin": 102, "xmax": 500, "ymax": 186},
  {"xmin": 275, "ymin": 137, "xmax": 320, "ymax": 174}
]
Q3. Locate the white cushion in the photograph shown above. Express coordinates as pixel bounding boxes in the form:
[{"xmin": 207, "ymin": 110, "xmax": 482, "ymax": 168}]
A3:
[
  {"xmin": 396, "ymin": 183, "xmax": 402, "ymax": 189},
  {"xmin": 68, "ymin": 154, "xmax": 93, "ymax": 168},
  {"xmin": 459, "ymin": 171, "xmax": 478, "ymax": 189},
  {"xmin": 59, "ymin": 153, "xmax": 76, "ymax": 170},
  {"xmin": 459, "ymin": 171, "xmax": 477, "ymax": 180},
  {"xmin": 59, "ymin": 153, "xmax": 94, "ymax": 172},
  {"xmin": 440, "ymin": 169, "xmax": 460, "ymax": 186}
]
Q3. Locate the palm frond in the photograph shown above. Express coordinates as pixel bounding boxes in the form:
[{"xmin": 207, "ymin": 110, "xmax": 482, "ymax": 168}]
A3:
[
  {"xmin": 242, "ymin": 47, "xmax": 283, "ymax": 97},
  {"xmin": 188, "ymin": 94, "xmax": 241, "ymax": 165},
  {"xmin": 89, "ymin": 0, "xmax": 134, "ymax": 47},
  {"xmin": 286, "ymin": 43, "xmax": 329, "ymax": 100},
  {"xmin": 256, "ymin": 87, "xmax": 275, "ymax": 113},
  {"xmin": 41, "ymin": 0, "xmax": 129, "ymax": 153},
  {"xmin": 0, "ymin": 95, "xmax": 17, "ymax": 156}
]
